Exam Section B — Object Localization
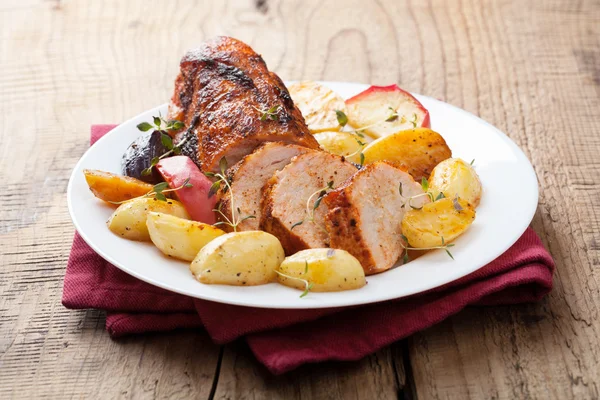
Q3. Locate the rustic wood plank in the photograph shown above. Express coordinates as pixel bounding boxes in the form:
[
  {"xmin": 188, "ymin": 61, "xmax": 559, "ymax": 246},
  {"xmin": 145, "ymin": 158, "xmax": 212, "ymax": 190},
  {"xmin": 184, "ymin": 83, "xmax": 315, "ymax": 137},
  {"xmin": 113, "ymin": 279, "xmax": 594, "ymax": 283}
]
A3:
[
  {"xmin": 1, "ymin": 0, "xmax": 599, "ymax": 398},
  {"xmin": 0, "ymin": 0, "xmax": 405, "ymax": 398},
  {"xmin": 213, "ymin": 341, "xmax": 404, "ymax": 400},
  {"xmin": 405, "ymin": 0, "xmax": 600, "ymax": 398}
]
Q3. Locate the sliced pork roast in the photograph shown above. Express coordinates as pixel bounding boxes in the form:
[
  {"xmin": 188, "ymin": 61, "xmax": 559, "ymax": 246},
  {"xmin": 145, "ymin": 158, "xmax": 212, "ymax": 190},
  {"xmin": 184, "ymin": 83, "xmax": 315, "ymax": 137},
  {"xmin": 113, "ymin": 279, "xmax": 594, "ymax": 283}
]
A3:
[
  {"xmin": 324, "ymin": 162, "xmax": 428, "ymax": 275},
  {"xmin": 167, "ymin": 36, "xmax": 319, "ymax": 172},
  {"xmin": 261, "ymin": 151, "xmax": 357, "ymax": 254},
  {"xmin": 219, "ymin": 142, "xmax": 310, "ymax": 231}
]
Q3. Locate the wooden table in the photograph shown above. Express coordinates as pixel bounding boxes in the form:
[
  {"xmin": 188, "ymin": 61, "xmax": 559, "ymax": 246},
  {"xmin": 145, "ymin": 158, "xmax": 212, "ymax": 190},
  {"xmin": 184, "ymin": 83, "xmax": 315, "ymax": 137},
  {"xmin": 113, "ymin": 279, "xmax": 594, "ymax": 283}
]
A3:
[{"xmin": 1, "ymin": 0, "xmax": 598, "ymax": 398}]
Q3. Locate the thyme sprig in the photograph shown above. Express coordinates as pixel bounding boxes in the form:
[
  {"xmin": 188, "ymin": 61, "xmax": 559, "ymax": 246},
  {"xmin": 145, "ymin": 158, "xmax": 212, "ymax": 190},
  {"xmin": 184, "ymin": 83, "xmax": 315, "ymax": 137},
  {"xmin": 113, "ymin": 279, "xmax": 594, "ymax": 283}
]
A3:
[
  {"xmin": 205, "ymin": 158, "xmax": 256, "ymax": 232},
  {"xmin": 276, "ymin": 261, "xmax": 314, "ymax": 298},
  {"xmin": 291, "ymin": 181, "xmax": 335, "ymax": 233},
  {"xmin": 400, "ymin": 235, "xmax": 455, "ymax": 264},
  {"xmin": 253, "ymin": 105, "xmax": 281, "ymax": 121},
  {"xmin": 334, "ymin": 109, "xmax": 419, "ymax": 134},
  {"xmin": 137, "ymin": 115, "xmax": 186, "ymax": 176},
  {"xmin": 108, "ymin": 177, "xmax": 192, "ymax": 205}
]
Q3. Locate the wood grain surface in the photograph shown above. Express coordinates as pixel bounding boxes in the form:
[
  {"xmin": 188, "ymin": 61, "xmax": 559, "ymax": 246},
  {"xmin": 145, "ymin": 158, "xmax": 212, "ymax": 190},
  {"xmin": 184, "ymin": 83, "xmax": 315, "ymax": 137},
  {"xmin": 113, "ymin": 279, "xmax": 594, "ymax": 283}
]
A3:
[{"xmin": 0, "ymin": 0, "xmax": 598, "ymax": 398}]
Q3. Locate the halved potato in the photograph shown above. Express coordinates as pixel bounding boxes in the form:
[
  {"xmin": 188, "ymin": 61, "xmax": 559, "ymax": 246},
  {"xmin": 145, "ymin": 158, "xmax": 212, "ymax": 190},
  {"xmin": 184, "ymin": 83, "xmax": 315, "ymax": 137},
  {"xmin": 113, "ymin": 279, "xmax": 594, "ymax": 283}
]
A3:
[
  {"xmin": 288, "ymin": 81, "xmax": 347, "ymax": 133},
  {"xmin": 313, "ymin": 131, "xmax": 368, "ymax": 163},
  {"xmin": 107, "ymin": 197, "xmax": 190, "ymax": 241},
  {"xmin": 146, "ymin": 212, "xmax": 225, "ymax": 261},
  {"xmin": 84, "ymin": 169, "xmax": 153, "ymax": 203},
  {"xmin": 277, "ymin": 248, "xmax": 366, "ymax": 292},
  {"xmin": 190, "ymin": 231, "xmax": 285, "ymax": 286},
  {"xmin": 429, "ymin": 158, "xmax": 482, "ymax": 207},
  {"xmin": 362, "ymin": 128, "xmax": 451, "ymax": 181},
  {"xmin": 401, "ymin": 197, "xmax": 475, "ymax": 248}
]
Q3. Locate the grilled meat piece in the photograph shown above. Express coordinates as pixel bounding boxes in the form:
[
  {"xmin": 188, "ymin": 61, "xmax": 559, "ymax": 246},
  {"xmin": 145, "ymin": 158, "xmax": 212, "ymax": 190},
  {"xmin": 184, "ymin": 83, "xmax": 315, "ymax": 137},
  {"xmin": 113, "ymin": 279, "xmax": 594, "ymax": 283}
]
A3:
[
  {"xmin": 219, "ymin": 142, "xmax": 310, "ymax": 231},
  {"xmin": 324, "ymin": 162, "xmax": 428, "ymax": 275},
  {"xmin": 168, "ymin": 36, "xmax": 319, "ymax": 172},
  {"xmin": 260, "ymin": 151, "xmax": 356, "ymax": 255}
]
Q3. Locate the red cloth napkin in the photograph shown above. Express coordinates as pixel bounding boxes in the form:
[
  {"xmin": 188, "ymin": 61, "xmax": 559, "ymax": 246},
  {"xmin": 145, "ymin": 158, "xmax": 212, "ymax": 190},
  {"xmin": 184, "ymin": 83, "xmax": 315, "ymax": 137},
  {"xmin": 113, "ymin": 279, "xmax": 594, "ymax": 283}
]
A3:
[{"xmin": 63, "ymin": 125, "xmax": 555, "ymax": 375}]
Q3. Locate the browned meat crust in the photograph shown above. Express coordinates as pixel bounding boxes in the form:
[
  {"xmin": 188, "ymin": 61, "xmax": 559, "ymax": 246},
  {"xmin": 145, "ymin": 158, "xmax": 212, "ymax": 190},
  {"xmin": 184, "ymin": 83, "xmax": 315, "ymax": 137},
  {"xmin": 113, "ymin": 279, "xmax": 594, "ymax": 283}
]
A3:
[{"xmin": 167, "ymin": 36, "xmax": 319, "ymax": 172}]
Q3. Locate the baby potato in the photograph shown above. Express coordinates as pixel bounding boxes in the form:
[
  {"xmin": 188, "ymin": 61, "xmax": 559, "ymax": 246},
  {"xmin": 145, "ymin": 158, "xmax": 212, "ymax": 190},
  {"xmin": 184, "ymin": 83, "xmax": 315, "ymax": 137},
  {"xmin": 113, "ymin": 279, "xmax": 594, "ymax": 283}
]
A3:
[
  {"xmin": 277, "ymin": 248, "xmax": 366, "ymax": 293},
  {"xmin": 401, "ymin": 197, "xmax": 476, "ymax": 248},
  {"xmin": 429, "ymin": 158, "xmax": 482, "ymax": 207},
  {"xmin": 313, "ymin": 131, "xmax": 368, "ymax": 163},
  {"xmin": 190, "ymin": 231, "xmax": 285, "ymax": 286},
  {"xmin": 288, "ymin": 81, "xmax": 347, "ymax": 133},
  {"xmin": 362, "ymin": 128, "xmax": 451, "ymax": 181},
  {"xmin": 146, "ymin": 212, "xmax": 225, "ymax": 261},
  {"xmin": 107, "ymin": 197, "xmax": 190, "ymax": 241}
]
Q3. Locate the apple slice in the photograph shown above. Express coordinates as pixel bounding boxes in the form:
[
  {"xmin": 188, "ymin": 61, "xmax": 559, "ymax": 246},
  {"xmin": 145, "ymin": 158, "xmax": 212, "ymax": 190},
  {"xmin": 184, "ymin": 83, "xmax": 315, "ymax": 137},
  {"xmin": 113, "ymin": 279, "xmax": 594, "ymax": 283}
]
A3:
[
  {"xmin": 156, "ymin": 156, "xmax": 218, "ymax": 224},
  {"xmin": 345, "ymin": 84, "xmax": 430, "ymax": 138}
]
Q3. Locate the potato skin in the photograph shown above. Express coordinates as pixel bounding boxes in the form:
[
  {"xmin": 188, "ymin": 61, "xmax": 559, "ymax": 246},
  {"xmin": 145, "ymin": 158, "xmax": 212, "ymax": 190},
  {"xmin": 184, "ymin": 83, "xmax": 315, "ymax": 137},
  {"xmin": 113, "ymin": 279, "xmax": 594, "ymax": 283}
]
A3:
[
  {"xmin": 146, "ymin": 212, "xmax": 225, "ymax": 261},
  {"xmin": 401, "ymin": 198, "xmax": 475, "ymax": 248},
  {"xmin": 84, "ymin": 169, "xmax": 153, "ymax": 203},
  {"xmin": 277, "ymin": 248, "xmax": 366, "ymax": 292},
  {"xmin": 429, "ymin": 158, "xmax": 482, "ymax": 207},
  {"xmin": 190, "ymin": 231, "xmax": 285, "ymax": 286},
  {"xmin": 362, "ymin": 128, "xmax": 451, "ymax": 181},
  {"xmin": 107, "ymin": 197, "xmax": 190, "ymax": 241}
]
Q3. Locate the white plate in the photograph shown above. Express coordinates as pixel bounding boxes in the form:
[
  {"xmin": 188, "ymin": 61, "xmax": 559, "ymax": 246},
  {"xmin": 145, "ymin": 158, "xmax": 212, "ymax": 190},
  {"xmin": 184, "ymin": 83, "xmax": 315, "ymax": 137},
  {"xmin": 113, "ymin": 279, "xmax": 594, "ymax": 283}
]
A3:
[{"xmin": 67, "ymin": 81, "xmax": 538, "ymax": 309}]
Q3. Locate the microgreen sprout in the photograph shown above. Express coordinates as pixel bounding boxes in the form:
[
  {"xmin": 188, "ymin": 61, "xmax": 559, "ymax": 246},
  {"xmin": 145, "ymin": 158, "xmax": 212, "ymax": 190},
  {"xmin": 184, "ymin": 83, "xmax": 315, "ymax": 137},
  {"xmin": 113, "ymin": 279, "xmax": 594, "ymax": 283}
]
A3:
[
  {"xmin": 291, "ymin": 181, "xmax": 335, "ymax": 233},
  {"xmin": 385, "ymin": 107, "xmax": 399, "ymax": 122},
  {"xmin": 138, "ymin": 115, "xmax": 186, "ymax": 176},
  {"xmin": 205, "ymin": 157, "xmax": 256, "ymax": 232},
  {"xmin": 275, "ymin": 269, "xmax": 314, "ymax": 298},
  {"xmin": 410, "ymin": 113, "xmax": 418, "ymax": 128},
  {"xmin": 335, "ymin": 110, "xmax": 348, "ymax": 127},
  {"xmin": 108, "ymin": 177, "xmax": 192, "ymax": 205},
  {"xmin": 253, "ymin": 105, "xmax": 281, "ymax": 121},
  {"xmin": 399, "ymin": 234, "xmax": 455, "ymax": 264}
]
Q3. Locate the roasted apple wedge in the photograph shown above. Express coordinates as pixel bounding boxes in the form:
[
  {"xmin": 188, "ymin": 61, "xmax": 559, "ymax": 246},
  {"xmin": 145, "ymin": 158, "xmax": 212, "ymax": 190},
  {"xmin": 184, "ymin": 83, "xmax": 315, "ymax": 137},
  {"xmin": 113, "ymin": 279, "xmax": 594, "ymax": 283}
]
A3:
[{"xmin": 345, "ymin": 84, "xmax": 430, "ymax": 138}]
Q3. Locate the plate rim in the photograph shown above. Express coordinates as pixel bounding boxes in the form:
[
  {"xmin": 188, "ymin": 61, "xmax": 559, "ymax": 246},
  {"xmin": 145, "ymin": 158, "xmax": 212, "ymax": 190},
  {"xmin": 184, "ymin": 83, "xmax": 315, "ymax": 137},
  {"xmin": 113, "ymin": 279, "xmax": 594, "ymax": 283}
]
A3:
[{"xmin": 67, "ymin": 81, "xmax": 538, "ymax": 309}]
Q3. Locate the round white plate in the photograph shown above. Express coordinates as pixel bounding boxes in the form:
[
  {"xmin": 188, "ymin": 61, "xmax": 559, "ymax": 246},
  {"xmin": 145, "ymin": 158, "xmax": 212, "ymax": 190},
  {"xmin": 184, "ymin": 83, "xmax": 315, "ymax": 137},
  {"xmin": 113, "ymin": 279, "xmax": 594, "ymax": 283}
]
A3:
[{"xmin": 67, "ymin": 81, "xmax": 538, "ymax": 309}]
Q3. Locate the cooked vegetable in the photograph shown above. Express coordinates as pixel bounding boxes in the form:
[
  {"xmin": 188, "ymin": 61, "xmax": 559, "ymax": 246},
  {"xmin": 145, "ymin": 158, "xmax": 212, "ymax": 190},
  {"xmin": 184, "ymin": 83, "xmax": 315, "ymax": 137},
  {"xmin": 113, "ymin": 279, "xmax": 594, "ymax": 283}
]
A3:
[
  {"xmin": 401, "ymin": 197, "xmax": 475, "ymax": 248},
  {"xmin": 345, "ymin": 84, "xmax": 430, "ymax": 138},
  {"xmin": 362, "ymin": 128, "xmax": 451, "ymax": 181},
  {"xmin": 190, "ymin": 231, "xmax": 285, "ymax": 285},
  {"xmin": 156, "ymin": 156, "xmax": 218, "ymax": 224},
  {"xmin": 429, "ymin": 158, "xmax": 482, "ymax": 207},
  {"xmin": 288, "ymin": 81, "xmax": 347, "ymax": 133},
  {"xmin": 277, "ymin": 248, "xmax": 366, "ymax": 293},
  {"xmin": 146, "ymin": 212, "xmax": 225, "ymax": 261},
  {"xmin": 84, "ymin": 169, "xmax": 154, "ymax": 203},
  {"xmin": 121, "ymin": 130, "xmax": 170, "ymax": 183},
  {"xmin": 107, "ymin": 197, "xmax": 190, "ymax": 241},
  {"xmin": 313, "ymin": 131, "xmax": 368, "ymax": 163}
]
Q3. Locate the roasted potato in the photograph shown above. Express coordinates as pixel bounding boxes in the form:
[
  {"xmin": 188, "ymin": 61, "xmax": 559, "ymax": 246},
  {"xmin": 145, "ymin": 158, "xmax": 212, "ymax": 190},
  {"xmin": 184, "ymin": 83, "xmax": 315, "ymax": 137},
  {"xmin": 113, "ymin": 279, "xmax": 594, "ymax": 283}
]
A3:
[
  {"xmin": 84, "ymin": 169, "xmax": 153, "ymax": 203},
  {"xmin": 190, "ymin": 231, "xmax": 285, "ymax": 286},
  {"xmin": 288, "ymin": 81, "xmax": 347, "ymax": 133},
  {"xmin": 362, "ymin": 128, "xmax": 451, "ymax": 181},
  {"xmin": 146, "ymin": 212, "xmax": 225, "ymax": 261},
  {"xmin": 277, "ymin": 248, "xmax": 366, "ymax": 293},
  {"xmin": 107, "ymin": 197, "xmax": 190, "ymax": 241},
  {"xmin": 313, "ymin": 131, "xmax": 368, "ymax": 163},
  {"xmin": 429, "ymin": 158, "xmax": 482, "ymax": 207},
  {"xmin": 401, "ymin": 197, "xmax": 475, "ymax": 248}
]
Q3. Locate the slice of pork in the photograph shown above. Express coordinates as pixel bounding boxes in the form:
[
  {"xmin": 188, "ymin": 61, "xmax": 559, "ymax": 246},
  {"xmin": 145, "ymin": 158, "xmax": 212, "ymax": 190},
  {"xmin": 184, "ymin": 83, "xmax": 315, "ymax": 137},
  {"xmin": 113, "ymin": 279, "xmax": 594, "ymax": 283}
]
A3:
[
  {"xmin": 219, "ymin": 142, "xmax": 310, "ymax": 231},
  {"xmin": 260, "ymin": 151, "xmax": 357, "ymax": 254},
  {"xmin": 324, "ymin": 161, "xmax": 428, "ymax": 275}
]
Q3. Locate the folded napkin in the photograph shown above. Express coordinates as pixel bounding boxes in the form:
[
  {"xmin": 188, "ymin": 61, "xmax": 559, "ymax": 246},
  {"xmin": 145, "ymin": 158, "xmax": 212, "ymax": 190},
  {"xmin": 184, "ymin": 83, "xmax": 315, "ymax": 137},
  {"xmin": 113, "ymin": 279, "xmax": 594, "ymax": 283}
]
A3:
[{"xmin": 63, "ymin": 125, "xmax": 555, "ymax": 375}]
